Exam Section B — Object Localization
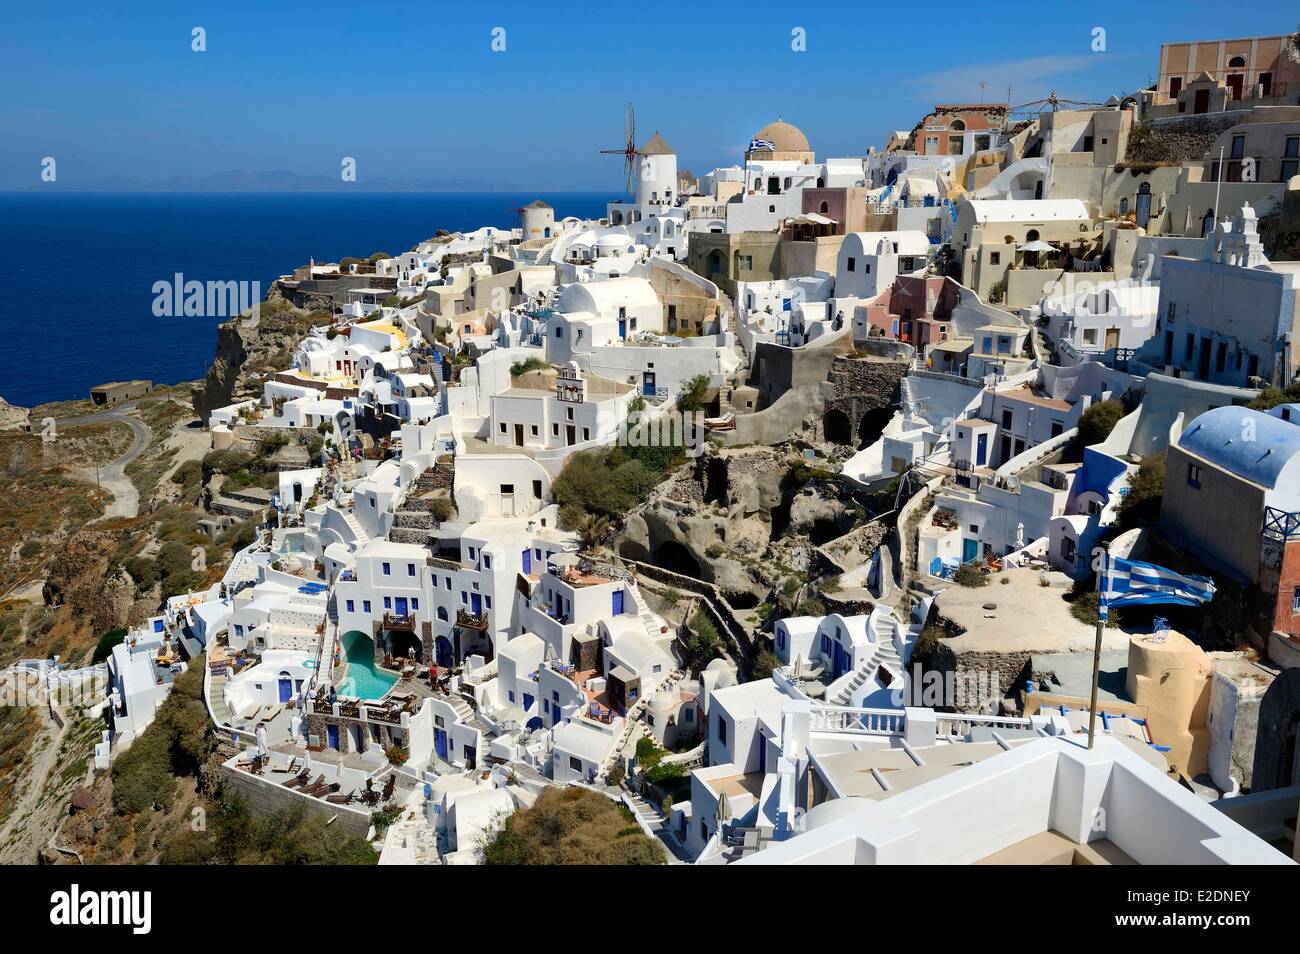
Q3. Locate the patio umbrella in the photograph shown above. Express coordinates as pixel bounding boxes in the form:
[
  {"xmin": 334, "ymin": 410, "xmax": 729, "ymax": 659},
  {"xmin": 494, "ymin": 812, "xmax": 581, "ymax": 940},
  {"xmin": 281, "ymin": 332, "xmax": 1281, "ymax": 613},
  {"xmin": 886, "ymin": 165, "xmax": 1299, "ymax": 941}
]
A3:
[
  {"xmin": 1015, "ymin": 523, "xmax": 1025, "ymax": 549},
  {"xmin": 716, "ymin": 791, "xmax": 732, "ymax": 826},
  {"xmin": 792, "ymin": 655, "xmax": 804, "ymax": 680},
  {"xmin": 1016, "ymin": 240, "xmax": 1057, "ymax": 254}
]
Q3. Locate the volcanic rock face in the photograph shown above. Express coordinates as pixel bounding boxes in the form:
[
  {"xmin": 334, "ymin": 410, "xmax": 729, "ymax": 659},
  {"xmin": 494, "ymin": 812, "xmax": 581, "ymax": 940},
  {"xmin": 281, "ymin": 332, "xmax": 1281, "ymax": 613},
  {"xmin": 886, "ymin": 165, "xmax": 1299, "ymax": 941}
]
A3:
[
  {"xmin": 191, "ymin": 284, "xmax": 309, "ymax": 422},
  {"xmin": 43, "ymin": 531, "xmax": 135, "ymax": 634},
  {"xmin": 618, "ymin": 445, "xmax": 873, "ymax": 607},
  {"xmin": 0, "ymin": 397, "xmax": 30, "ymax": 432}
]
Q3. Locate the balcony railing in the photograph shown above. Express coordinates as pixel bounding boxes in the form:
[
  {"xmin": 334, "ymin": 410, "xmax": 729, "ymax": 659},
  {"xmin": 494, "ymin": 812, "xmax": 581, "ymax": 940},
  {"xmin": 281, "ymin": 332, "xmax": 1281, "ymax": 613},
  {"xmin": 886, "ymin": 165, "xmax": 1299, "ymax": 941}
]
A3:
[
  {"xmin": 382, "ymin": 613, "xmax": 415, "ymax": 631},
  {"xmin": 456, "ymin": 609, "xmax": 489, "ymax": 630}
]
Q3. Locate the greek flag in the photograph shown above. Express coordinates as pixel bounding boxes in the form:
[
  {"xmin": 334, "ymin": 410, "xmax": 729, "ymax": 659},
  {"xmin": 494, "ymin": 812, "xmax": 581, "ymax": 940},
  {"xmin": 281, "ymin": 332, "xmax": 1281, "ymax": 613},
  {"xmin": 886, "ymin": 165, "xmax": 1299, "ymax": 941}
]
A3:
[
  {"xmin": 748, "ymin": 138, "xmax": 777, "ymax": 152},
  {"xmin": 1099, "ymin": 552, "xmax": 1216, "ymax": 622}
]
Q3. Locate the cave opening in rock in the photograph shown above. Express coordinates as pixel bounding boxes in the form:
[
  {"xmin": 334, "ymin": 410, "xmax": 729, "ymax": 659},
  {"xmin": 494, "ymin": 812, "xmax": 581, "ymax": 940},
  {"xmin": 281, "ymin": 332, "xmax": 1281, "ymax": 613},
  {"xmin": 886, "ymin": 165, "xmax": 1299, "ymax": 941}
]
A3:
[
  {"xmin": 856, "ymin": 405, "xmax": 895, "ymax": 450},
  {"xmin": 823, "ymin": 408, "xmax": 852, "ymax": 445},
  {"xmin": 725, "ymin": 590, "xmax": 761, "ymax": 610},
  {"xmin": 652, "ymin": 540, "xmax": 702, "ymax": 578},
  {"xmin": 809, "ymin": 518, "xmax": 845, "ymax": 546}
]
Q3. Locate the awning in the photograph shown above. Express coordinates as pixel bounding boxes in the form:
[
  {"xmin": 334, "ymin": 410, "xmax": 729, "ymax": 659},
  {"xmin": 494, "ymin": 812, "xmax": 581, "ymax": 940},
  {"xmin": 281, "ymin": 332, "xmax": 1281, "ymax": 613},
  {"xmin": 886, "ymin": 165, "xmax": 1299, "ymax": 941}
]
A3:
[
  {"xmin": 790, "ymin": 213, "xmax": 838, "ymax": 226},
  {"xmin": 1017, "ymin": 240, "xmax": 1057, "ymax": 253}
]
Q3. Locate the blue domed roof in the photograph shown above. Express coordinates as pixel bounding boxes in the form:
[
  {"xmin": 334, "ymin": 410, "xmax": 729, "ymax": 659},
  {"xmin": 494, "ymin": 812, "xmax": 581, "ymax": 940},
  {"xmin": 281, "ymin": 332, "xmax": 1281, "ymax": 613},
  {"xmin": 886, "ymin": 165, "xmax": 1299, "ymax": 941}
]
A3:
[{"xmin": 1179, "ymin": 405, "xmax": 1300, "ymax": 488}]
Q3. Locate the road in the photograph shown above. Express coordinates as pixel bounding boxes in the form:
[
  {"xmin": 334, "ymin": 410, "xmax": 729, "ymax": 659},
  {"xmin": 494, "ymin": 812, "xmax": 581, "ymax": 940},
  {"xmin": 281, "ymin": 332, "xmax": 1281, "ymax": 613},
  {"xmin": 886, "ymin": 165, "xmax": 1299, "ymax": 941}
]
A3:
[{"xmin": 53, "ymin": 403, "xmax": 152, "ymax": 521}]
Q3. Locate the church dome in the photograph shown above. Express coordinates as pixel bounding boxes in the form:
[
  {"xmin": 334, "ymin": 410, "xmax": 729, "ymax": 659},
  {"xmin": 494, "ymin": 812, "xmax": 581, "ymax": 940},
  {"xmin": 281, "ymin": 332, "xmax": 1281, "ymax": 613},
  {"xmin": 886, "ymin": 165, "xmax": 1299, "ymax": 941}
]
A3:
[{"xmin": 752, "ymin": 120, "xmax": 810, "ymax": 154}]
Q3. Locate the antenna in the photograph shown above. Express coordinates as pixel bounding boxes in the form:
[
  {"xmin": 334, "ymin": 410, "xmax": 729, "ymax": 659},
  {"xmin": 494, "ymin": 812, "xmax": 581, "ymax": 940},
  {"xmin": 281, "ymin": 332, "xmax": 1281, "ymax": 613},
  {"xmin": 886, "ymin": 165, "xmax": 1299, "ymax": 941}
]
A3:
[
  {"xmin": 599, "ymin": 102, "xmax": 637, "ymax": 195},
  {"xmin": 1007, "ymin": 91, "xmax": 1106, "ymax": 116}
]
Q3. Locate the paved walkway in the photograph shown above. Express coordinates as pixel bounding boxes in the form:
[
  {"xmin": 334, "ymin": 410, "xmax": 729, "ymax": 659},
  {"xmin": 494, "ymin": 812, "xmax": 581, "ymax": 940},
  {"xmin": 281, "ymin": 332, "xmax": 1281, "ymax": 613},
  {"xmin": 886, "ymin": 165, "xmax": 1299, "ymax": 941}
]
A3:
[{"xmin": 624, "ymin": 789, "xmax": 692, "ymax": 864}]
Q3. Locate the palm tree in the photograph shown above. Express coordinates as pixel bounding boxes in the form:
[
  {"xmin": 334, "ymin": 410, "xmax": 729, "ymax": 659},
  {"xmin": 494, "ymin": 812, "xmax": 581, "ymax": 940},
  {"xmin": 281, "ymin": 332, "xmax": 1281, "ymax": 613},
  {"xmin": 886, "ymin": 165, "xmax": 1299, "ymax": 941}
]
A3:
[{"xmin": 576, "ymin": 514, "xmax": 613, "ymax": 553}]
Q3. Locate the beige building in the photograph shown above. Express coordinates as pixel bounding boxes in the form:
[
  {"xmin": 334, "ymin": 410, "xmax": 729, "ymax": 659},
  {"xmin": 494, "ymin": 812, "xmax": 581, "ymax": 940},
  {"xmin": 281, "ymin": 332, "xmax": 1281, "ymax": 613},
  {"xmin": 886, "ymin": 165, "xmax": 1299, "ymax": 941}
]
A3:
[
  {"xmin": 1201, "ymin": 111, "xmax": 1300, "ymax": 184},
  {"xmin": 1152, "ymin": 34, "xmax": 1300, "ymax": 116},
  {"xmin": 952, "ymin": 198, "xmax": 1096, "ymax": 303},
  {"xmin": 687, "ymin": 231, "xmax": 844, "ymax": 299}
]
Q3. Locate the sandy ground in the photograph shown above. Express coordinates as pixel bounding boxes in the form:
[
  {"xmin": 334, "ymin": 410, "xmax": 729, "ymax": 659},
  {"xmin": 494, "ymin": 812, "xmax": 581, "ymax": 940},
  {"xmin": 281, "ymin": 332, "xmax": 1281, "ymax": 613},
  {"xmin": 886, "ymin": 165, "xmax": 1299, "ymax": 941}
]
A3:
[{"xmin": 935, "ymin": 567, "xmax": 1132, "ymax": 655}]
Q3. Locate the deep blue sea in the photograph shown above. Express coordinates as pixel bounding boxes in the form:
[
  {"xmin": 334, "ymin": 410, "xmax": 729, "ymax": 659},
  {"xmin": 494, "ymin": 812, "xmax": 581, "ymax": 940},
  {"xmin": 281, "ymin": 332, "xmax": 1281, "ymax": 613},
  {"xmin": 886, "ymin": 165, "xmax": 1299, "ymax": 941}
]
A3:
[{"xmin": 0, "ymin": 192, "xmax": 609, "ymax": 408}]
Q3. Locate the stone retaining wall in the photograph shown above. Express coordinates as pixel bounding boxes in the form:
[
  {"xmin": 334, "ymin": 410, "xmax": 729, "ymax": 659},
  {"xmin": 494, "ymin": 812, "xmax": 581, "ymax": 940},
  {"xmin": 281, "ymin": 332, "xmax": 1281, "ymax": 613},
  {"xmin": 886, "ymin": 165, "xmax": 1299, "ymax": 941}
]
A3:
[{"xmin": 219, "ymin": 763, "xmax": 373, "ymax": 839}]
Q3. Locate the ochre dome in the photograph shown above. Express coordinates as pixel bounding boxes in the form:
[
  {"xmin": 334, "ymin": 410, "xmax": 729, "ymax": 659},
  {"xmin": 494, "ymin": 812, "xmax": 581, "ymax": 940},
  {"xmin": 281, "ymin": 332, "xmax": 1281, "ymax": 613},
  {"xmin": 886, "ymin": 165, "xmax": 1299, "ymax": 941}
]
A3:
[{"xmin": 752, "ymin": 120, "xmax": 810, "ymax": 153}]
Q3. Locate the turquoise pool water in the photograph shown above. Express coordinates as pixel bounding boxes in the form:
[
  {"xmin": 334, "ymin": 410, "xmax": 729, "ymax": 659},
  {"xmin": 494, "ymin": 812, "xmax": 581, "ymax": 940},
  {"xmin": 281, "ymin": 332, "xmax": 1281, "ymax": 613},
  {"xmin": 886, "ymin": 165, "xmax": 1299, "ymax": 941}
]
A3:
[{"xmin": 336, "ymin": 631, "xmax": 398, "ymax": 700}]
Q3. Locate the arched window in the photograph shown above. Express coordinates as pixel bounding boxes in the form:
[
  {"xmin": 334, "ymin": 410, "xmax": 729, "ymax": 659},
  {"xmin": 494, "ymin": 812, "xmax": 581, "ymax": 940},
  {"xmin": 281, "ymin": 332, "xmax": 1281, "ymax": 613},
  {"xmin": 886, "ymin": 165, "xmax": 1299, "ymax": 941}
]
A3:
[
  {"xmin": 1026, "ymin": 229, "xmax": 1040, "ymax": 242},
  {"xmin": 950, "ymin": 119, "xmax": 966, "ymax": 131},
  {"xmin": 1227, "ymin": 55, "xmax": 1246, "ymax": 68},
  {"xmin": 819, "ymin": 201, "xmax": 830, "ymax": 214}
]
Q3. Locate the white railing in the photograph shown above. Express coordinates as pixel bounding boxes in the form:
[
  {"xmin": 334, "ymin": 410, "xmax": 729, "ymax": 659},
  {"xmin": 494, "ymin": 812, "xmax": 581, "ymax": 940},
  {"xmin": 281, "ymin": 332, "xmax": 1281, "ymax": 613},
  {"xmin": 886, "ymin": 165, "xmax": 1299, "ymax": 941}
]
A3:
[
  {"xmin": 936, "ymin": 712, "xmax": 1032, "ymax": 738},
  {"xmin": 808, "ymin": 704, "xmax": 905, "ymax": 736}
]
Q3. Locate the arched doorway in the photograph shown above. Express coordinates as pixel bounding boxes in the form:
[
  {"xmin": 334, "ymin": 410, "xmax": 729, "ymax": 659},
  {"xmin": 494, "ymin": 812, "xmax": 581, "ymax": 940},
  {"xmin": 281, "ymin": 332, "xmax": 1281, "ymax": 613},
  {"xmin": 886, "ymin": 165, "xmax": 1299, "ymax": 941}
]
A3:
[
  {"xmin": 1135, "ymin": 182, "xmax": 1152, "ymax": 229},
  {"xmin": 823, "ymin": 408, "xmax": 852, "ymax": 444},
  {"xmin": 277, "ymin": 671, "xmax": 293, "ymax": 703},
  {"xmin": 387, "ymin": 629, "xmax": 422, "ymax": 664},
  {"xmin": 435, "ymin": 635, "xmax": 453, "ymax": 668}
]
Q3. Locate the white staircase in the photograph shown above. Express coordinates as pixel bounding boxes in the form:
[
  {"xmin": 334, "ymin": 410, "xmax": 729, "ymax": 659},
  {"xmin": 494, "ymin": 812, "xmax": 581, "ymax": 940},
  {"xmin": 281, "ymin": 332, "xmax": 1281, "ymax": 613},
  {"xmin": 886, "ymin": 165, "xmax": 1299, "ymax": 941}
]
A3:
[
  {"xmin": 829, "ymin": 614, "xmax": 904, "ymax": 706},
  {"xmin": 340, "ymin": 509, "xmax": 370, "ymax": 546}
]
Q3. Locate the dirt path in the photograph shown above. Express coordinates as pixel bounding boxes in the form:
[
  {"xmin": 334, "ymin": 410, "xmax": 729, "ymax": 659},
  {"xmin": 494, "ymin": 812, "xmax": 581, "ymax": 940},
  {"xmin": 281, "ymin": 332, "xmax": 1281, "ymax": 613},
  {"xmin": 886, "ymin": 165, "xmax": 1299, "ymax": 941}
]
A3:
[
  {"xmin": 55, "ymin": 405, "xmax": 152, "ymax": 521},
  {"xmin": 0, "ymin": 707, "xmax": 69, "ymax": 863}
]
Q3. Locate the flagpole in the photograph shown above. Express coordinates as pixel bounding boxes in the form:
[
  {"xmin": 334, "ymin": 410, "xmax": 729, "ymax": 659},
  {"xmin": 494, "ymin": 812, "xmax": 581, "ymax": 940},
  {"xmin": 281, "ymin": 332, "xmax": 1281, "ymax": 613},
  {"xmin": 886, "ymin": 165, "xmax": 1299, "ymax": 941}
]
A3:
[{"xmin": 1087, "ymin": 542, "xmax": 1109, "ymax": 749}]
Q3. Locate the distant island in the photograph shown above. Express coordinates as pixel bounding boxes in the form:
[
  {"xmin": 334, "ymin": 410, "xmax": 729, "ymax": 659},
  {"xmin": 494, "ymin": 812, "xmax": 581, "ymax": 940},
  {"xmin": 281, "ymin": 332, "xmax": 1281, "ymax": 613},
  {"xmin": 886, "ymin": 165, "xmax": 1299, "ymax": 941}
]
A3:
[{"xmin": 17, "ymin": 169, "xmax": 535, "ymax": 193}]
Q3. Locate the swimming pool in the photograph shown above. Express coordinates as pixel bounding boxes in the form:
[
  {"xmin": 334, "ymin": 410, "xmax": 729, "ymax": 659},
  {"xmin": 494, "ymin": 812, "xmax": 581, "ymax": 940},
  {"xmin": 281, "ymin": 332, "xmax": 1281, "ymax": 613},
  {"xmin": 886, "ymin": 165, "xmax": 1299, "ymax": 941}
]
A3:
[{"xmin": 336, "ymin": 631, "xmax": 398, "ymax": 700}]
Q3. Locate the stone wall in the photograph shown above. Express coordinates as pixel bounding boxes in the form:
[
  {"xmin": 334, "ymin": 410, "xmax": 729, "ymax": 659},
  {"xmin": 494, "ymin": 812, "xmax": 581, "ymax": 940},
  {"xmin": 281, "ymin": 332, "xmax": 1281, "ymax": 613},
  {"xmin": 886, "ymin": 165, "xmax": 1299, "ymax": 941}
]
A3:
[
  {"xmin": 1124, "ymin": 113, "xmax": 1242, "ymax": 166},
  {"xmin": 219, "ymin": 763, "xmax": 372, "ymax": 838},
  {"xmin": 930, "ymin": 642, "xmax": 1033, "ymax": 715}
]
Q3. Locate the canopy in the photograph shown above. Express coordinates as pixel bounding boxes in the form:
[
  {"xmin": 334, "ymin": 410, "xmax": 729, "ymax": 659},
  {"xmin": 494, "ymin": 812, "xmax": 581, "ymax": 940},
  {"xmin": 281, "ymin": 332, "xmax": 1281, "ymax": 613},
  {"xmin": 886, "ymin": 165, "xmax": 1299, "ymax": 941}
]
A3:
[{"xmin": 1017, "ymin": 240, "xmax": 1057, "ymax": 253}]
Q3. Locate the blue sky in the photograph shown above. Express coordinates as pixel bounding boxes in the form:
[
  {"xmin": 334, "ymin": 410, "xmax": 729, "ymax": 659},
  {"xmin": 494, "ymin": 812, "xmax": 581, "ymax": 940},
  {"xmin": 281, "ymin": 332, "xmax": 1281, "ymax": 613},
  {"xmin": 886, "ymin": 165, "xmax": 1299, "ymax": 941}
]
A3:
[{"xmin": 1, "ymin": 1, "xmax": 1295, "ymax": 190}]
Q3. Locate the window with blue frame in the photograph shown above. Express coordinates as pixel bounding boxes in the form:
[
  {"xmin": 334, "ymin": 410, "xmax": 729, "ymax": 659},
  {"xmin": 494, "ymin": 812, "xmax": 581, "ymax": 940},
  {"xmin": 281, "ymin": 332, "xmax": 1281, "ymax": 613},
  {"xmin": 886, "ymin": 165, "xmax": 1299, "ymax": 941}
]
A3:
[
  {"xmin": 346, "ymin": 600, "xmax": 355, "ymax": 613},
  {"xmin": 382, "ymin": 562, "xmax": 391, "ymax": 576},
  {"xmin": 821, "ymin": 634, "xmax": 831, "ymax": 654},
  {"xmin": 383, "ymin": 597, "xmax": 391, "ymax": 609},
  {"xmin": 411, "ymin": 598, "xmax": 419, "ymax": 611},
  {"xmin": 363, "ymin": 600, "xmax": 371, "ymax": 613},
  {"xmin": 1187, "ymin": 463, "xmax": 1202, "ymax": 488},
  {"xmin": 407, "ymin": 563, "xmax": 416, "ymax": 576}
]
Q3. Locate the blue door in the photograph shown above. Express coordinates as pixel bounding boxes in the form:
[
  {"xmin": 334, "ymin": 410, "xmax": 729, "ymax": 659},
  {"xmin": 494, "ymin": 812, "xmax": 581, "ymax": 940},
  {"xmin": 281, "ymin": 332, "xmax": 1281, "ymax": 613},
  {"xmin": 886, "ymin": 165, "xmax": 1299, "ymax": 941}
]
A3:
[
  {"xmin": 522, "ymin": 548, "xmax": 532, "ymax": 574},
  {"xmin": 523, "ymin": 692, "xmax": 534, "ymax": 711},
  {"xmin": 470, "ymin": 592, "xmax": 482, "ymax": 614},
  {"xmin": 963, "ymin": 538, "xmax": 980, "ymax": 563},
  {"xmin": 278, "ymin": 676, "xmax": 292, "ymax": 703},
  {"xmin": 833, "ymin": 643, "xmax": 852, "ymax": 680},
  {"xmin": 975, "ymin": 433, "xmax": 988, "ymax": 467},
  {"xmin": 434, "ymin": 728, "xmax": 448, "ymax": 761},
  {"xmin": 436, "ymin": 636, "xmax": 452, "ymax": 667},
  {"xmin": 327, "ymin": 724, "xmax": 340, "ymax": 750},
  {"xmin": 643, "ymin": 372, "xmax": 656, "ymax": 396},
  {"xmin": 612, "ymin": 590, "xmax": 625, "ymax": 616},
  {"xmin": 394, "ymin": 597, "xmax": 408, "ymax": 617},
  {"xmin": 618, "ymin": 319, "xmax": 626, "ymax": 338}
]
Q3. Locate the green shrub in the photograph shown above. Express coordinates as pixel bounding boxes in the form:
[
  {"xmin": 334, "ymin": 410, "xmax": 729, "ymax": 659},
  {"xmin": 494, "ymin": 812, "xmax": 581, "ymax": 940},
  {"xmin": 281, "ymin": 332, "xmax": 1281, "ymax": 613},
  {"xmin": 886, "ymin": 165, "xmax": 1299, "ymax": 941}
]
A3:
[
  {"xmin": 704, "ymin": 543, "xmax": 724, "ymax": 559},
  {"xmin": 481, "ymin": 786, "xmax": 663, "ymax": 865},
  {"xmin": 92, "ymin": 627, "xmax": 127, "ymax": 664},
  {"xmin": 953, "ymin": 563, "xmax": 987, "ymax": 587},
  {"xmin": 160, "ymin": 794, "xmax": 376, "ymax": 865},
  {"xmin": 677, "ymin": 374, "xmax": 710, "ymax": 413},
  {"xmin": 1115, "ymin": 452, "xmax": 1166, "ymax": 531},
  {"xmin": 111, "ymin": 661, "xmax": 211, "ymax": 815},
  {"xmin": 509, "ymin": 356, "xmax": 550, "ymax": 378}
]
